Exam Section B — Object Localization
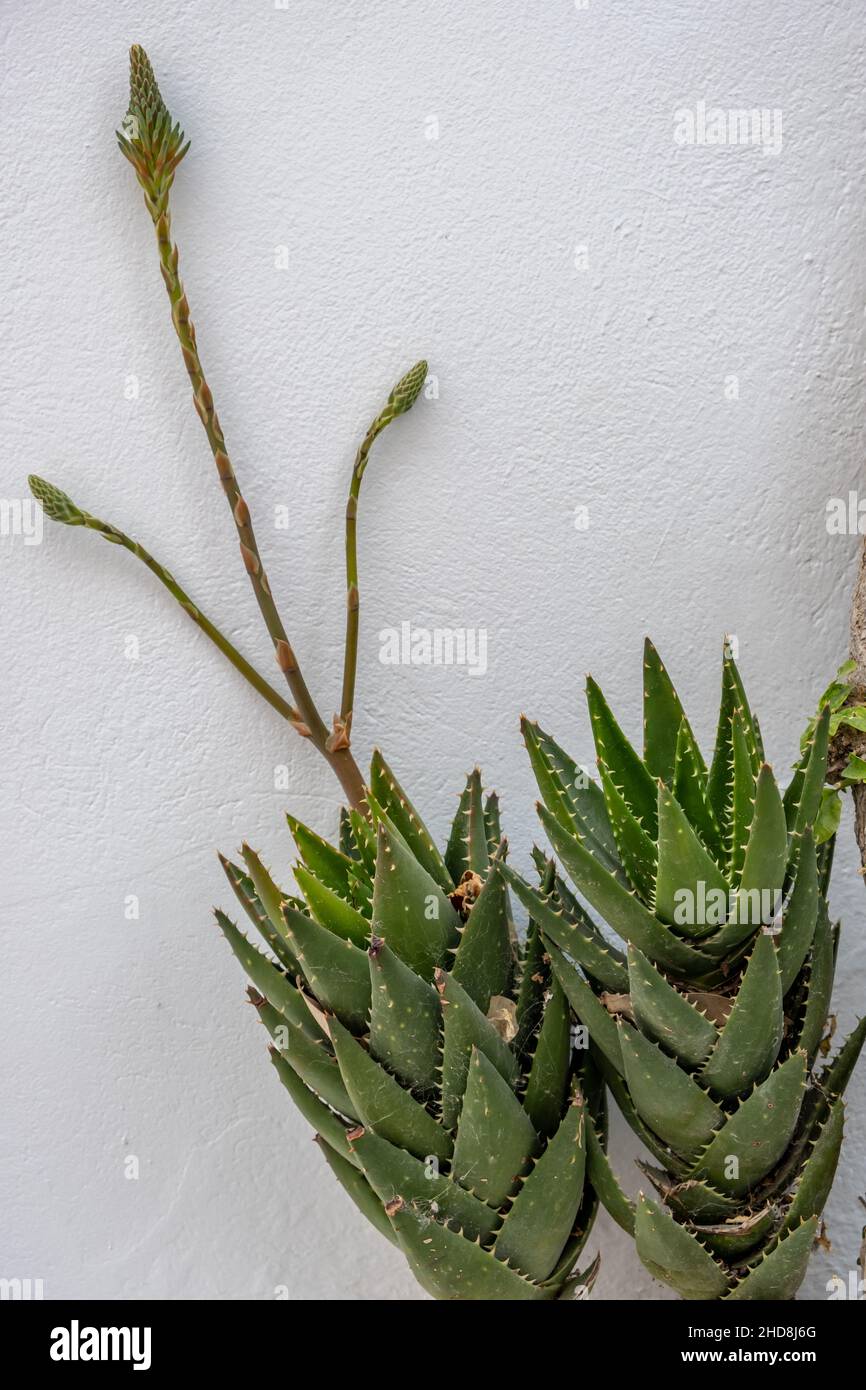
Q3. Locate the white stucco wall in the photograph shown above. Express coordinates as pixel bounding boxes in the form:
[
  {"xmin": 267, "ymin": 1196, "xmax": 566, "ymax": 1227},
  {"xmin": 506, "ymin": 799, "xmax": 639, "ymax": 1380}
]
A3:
[{"xmin": 2, "ymin": 0, "xmax": 865, "ymax": 1301}]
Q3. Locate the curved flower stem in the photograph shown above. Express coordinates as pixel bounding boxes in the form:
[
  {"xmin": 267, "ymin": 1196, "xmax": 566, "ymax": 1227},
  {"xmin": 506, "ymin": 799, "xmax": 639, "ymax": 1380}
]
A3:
[
  {"xmin": 341, "ymin": 417, "xmax": 385, "ymax": 728},
  {"xmin": 84, "ymin": 514, "xmax": 303, "ymax": 728},
  {"xmin": 339, "ymin": 361, "xmax": 429, "ymax": 730}
]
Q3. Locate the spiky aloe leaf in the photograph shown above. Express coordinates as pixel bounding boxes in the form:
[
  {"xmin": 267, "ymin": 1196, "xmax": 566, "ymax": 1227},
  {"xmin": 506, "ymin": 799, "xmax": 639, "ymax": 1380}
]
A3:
[
  {"xmin": 774, "ymin": 1016, "xmax": 866, "ymax": 1191},
  {"xmin": 691, "ymin": 1051, "xmax": 807, "ymax": 1197},
  {"xmin": 601, "ymin": 1062, "xmax": 689, "ymax": 1176},
  {"xmin": 338, "ymin": 807, "xmax": 355, "ymax": 860},
  {"xmin": 522, "ymin": 975, "xmax": 571, "ymax": 1138},
  {"xmin": 723, "ymin": 1217, "xmax": 818, "ymax": 1301},
  {"xmin": 483, "ymin": 791, "xmax": 502, "ymax": 857},
  {"xmin": 314, "ymin": 1136, "xmax": 396, "ymax": 1246},
  {"xmin": 599, "ymin": 764, "xmax": 658, "ymax": 900},
  {"xmin": 348, "ymin": 1126, "xmax": 499, "ymax": 1242},
  {"xmin": 247, "ymin": 984, "xmax": 311, "ymax": 1044},
  {"xmin": 493, "ymin": 1101, "xmax": 586, "ymax": 1281},
  {"xmin": 726, "ymin": 653, "xmax": 764, "ymax": 765},
  {"xmin": 286, "ymin": 814, "xmax": 355, "ymax": 899},
  {"xmin": 814, "ymin": 1015, "xmax": 866, "ymax": 1112},
  {"xmin": 698, "ymin": 932, "xmax": 783, "ymax": 1097},
  {"xmin": 444, "ymin": 769, "xmax": 489, "ymax": 881},
  {"xmin": 781, "ymin": 1093, "xmax": 845, "ymax": 1236},
  {"xmin": 514, "ymin": 917, "xmax": 550, "ymax": 1061},
  {"xmin": 775, "ymin": 829, "xmax": 818, "ymax": 994},
  {"xmin": 587, "ymin": 677, "xmax": 658, "ymax": 834},
  {"xmin": 348, "ymin": 807, "xmax": 376, "ymax": 877},
  {"xmin": 437, "ymin": 969, "xmax": 519, "ymax": 1129},
  {"xmin": 369, "ymin": 750, "xmax": 453, "ymax": 892},
  {"xmin": 294, "ymin": 863, "xmax": 371, "ymax": 946},
  {"xmin": 634, "ymin": 1193, "xmax": 729, "ymax": 1300},
  {"xmin": 728, "ymin": 713, "xmax": 756, "ymax": 882},
  {"xmin": 268, "ymin": 1047, "xmax": 357, "ymax": 1166},
  {"xmin": 546, "ymin": 941, "xmax": 624, "ymax": 1076},
  {"xmin": 642, "ymin": 638, "xmax": 691, "ymax": 785},
  {"xmin": 367, "ymin": 936, "xmax": 440, "ymax": 1093},
  {"xmin": 794, "ymin": 905, "xmax": 835, "ymax": 1062},
  {"xmin": 627, "ymin": 945, "xmax": 717, "ymax": 1068},
  {"xmin": 586, "ymin": 1112, "xmax": 636, "ymax": 1236},
  {"xmin": 641, "ymin": 1168, "xmax": 739, "ymax": 1223},
  {"xmin": 708, "ymin": 651, "xmax": 760, "ymax": 843},
  {"xmin": 214, "ymin": 909, "xmax": 310, "ymax": 1029},
  {"xmin": 521, "ymin": 718, "xmax": 622, "ymax": 873},
  {"xmin": 450, "ymin": 853, "xmax": 513, "ymax": 1011},
  {"xmin": 278, "ymin": 1024, "xmax": 357, "ymax": 1119},
  {"xmin": 451, "ymin": 1047, "xmax": 538, "ymax": 1205},
  {"xmin": 239, "ymin": 844, "xmax": 290, "ymax": 936},
  {"xmin": 281, "ymin": 903, "xmax": 371, "ymax": 1033},
  {"xmin": 692, "ymin": 1204, "xmax": 777, "ymax": 1260},
  {"xmin": 653, "ymin": 781, "xmax": 729, "ymax": 932},
  {"xmin": 733, "ymin": 764, "xmax": 787, "ymax": 916},
  {"xmin": 538, "ymin": 803, "xmax": 714, "ymax": 976},
  {"xmin": 549, "ymin": 1250, "xmax": 601, "ymax": 1300},
  {"xmin": 219, "ymin": 855, "xmax": 298, "ymax": 973},
  {"xmin": 329, "ymin": 1017, "xmax": 452, "ymax": 1164},
  {"xmin": 618, "ymin": 1023, "xmax": 723, "ymax": 1155},
  {"xmin": 673, "ymin": 719, "xmax": 724, "ymax": 862},
  {"xmin": 444, "ymin": 777, "xmax": 473, "ymax": 882},
  {"xmin": 787, "ymin": 705, "xmax": 830, "ymax": 851},
  {"xmin": 387, "ymin": 1201, "xmax": 550, "ymax": 1301},
  {"xmin": 371, "ymin": 821, "xmax": 460, "ymax": 979},
  {"xmin": 503, "ymin": 863, "xmax": 629, "ymax": 993}
]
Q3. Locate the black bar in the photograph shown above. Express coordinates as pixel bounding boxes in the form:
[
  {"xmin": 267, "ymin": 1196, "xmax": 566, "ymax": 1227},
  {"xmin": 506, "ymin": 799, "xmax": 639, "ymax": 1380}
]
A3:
[{"xmin": 1, "ymin": 1295, "xmax": 859, "ymax": 1373}]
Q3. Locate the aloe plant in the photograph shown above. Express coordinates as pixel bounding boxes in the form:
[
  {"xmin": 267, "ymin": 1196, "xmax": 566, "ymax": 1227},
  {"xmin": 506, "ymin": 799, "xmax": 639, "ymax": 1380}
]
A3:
[
  {"xmin": 28, "ymin": 47, "xmax": 602, "ymax": 1301},
  {"xmin": 220, "ymin": 766, "xmax": 602, "ymax": 1299},
  {"xmin": 507, "ymin": 641, "xmax": 865, "ymax": 1300}
]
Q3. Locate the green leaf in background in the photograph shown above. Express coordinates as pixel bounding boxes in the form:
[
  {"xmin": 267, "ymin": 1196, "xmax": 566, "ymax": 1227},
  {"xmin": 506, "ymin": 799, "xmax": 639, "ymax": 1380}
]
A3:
[{"xmin": 814, "ymin": 788, "xmax": 843, "ymax": 845}]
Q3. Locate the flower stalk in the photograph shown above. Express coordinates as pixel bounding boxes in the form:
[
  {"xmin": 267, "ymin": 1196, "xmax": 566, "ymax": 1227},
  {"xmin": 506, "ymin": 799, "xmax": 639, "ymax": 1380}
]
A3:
[
  {"xmin": 47, "ymin": 44, "xmax": 428, "ymax": 813},
  {"xmin": 339, "ymin": 360, "xmax": 427, "ymax": 735},
  {"xmin": 116, "ymin": 48, "xmax": 372, "ymax": 802},
  {"xmin": 28, "ymin": 477, "xmax": 302, "ymax": 729}
]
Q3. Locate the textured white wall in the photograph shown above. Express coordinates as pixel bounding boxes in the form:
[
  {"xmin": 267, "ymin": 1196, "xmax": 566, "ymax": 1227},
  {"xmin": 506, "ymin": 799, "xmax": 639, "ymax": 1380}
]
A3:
[{"xmin": 3, "ymin": 0, "xmax": 865, "ymax": 1301}]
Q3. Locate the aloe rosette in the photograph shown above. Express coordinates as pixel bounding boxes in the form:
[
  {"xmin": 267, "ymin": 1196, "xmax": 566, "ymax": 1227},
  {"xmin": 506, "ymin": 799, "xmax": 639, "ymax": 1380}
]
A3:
[
  {"xmin": 506, "ymin": 640, "xmax": 865, "ymax": 1300},
  {"xmin": 218, "ymin": 757, "xmax": 603, "ymax": 1300}
]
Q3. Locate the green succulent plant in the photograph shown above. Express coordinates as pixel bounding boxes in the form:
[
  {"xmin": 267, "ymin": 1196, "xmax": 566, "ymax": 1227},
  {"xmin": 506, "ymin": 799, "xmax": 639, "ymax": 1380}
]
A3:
[
  {"xmin": 506, "ymin": 641, "xmax": 865, "ymax": 1301},
  {"xmin": 218, "ymin": 761, "xmax": 602, "ymax": 1300},
  {"xmin": 27, "ymin": 44, "xmax": 864, "ymax": 1306}
]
